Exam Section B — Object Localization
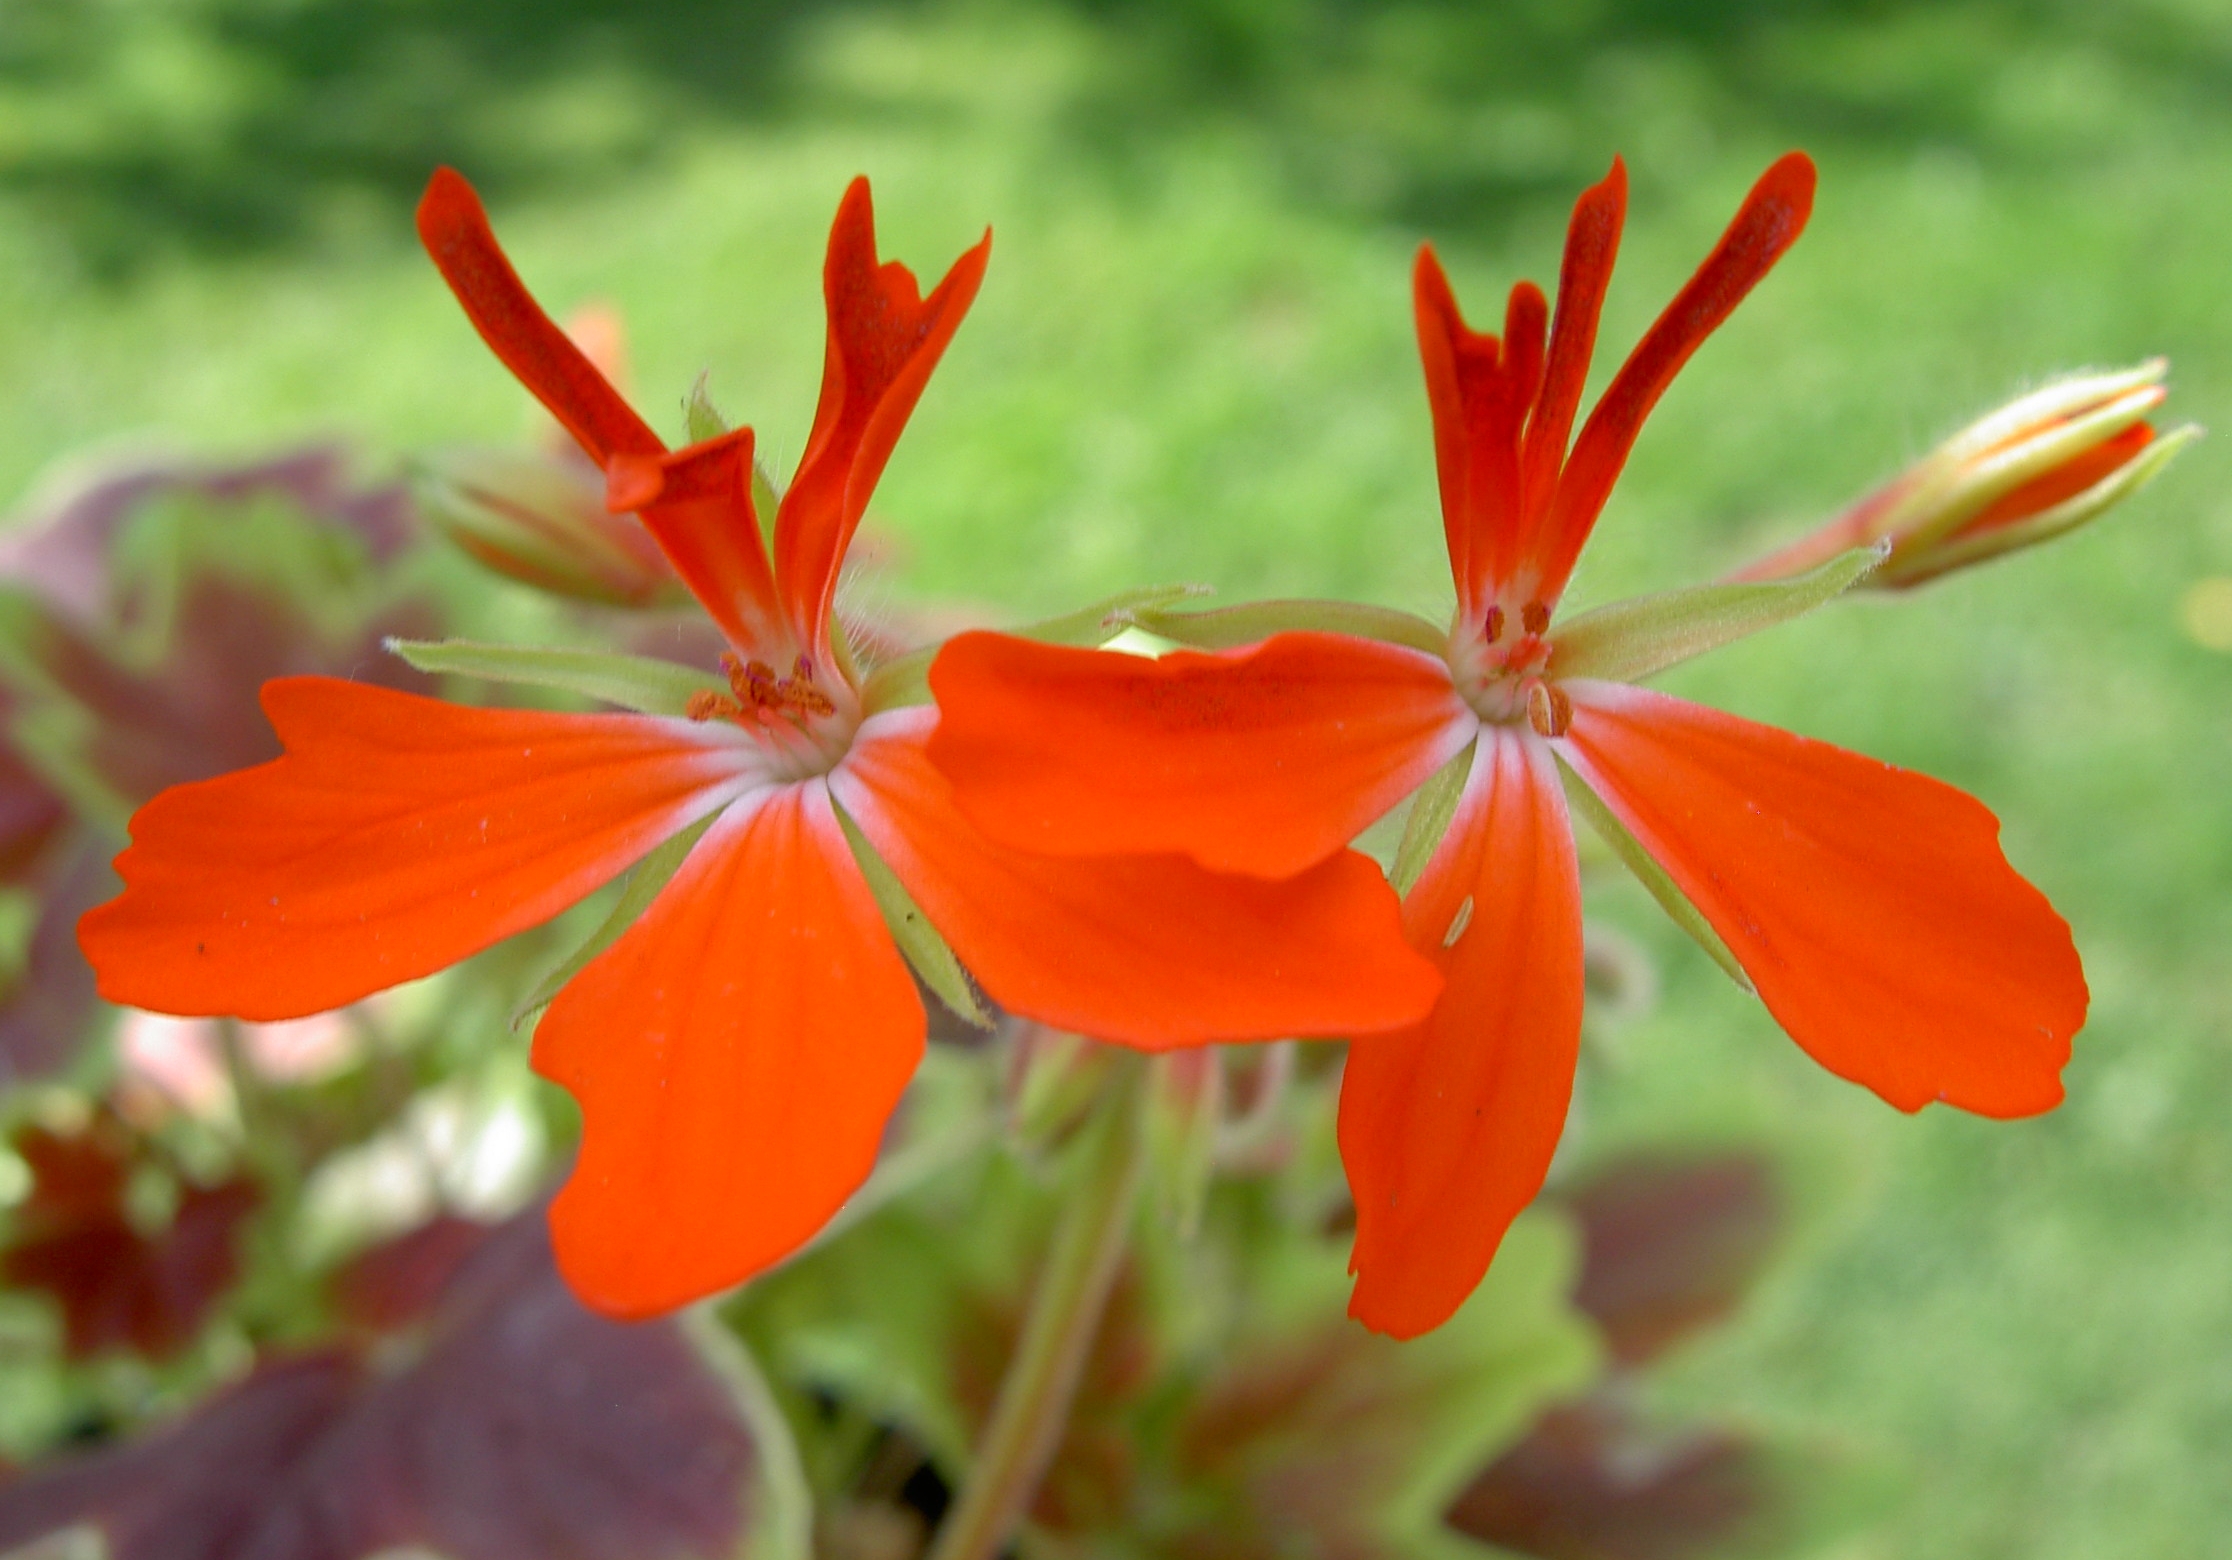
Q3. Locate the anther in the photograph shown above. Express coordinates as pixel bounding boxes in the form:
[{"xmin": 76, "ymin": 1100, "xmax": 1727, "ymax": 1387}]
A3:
[
  {"xmin": 685, "ymin": 689, "xmax": 734, "ymax": 722},
  {"xmin": 1484, "ymin": 605, "xmax": 1506, "ymax": 643},
  {"xmin": 1526, "ymin": 681, "xmax": 1573, "ymax": 738},
  {"xmin": 1520, "ymin": 600, "xmax": 1551, "ymax": 637},
  {"xmin": 1443, "ymin": 896, "xmax": 1474, "ymax": 949}
]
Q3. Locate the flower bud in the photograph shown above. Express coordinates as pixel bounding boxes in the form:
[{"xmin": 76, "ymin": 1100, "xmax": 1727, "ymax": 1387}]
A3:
[
  {"xmin": 414, "ymin": 447, "xmax": 684, "ymax": 608},
  {"xmin": 1736, "ymin": 361, "xmax": 2199, "ymax": 588}
]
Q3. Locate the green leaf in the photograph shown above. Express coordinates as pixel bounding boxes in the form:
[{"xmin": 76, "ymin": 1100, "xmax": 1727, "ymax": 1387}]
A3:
[
  {"xmin": 1391, "ymin": 741, "xmax": 1476, "ymax": 897},
  {"xmin": 1131, "ymin": 596, "xmax": 1448, "ymax": 656},
  {"xmin": 511, "ymin": 817, "xmax": 715, "ymax": 1029},
  {"xmin": 389, "ymin": 637, "xmax": 712, "ymax": 716},
  {"xmin": 831, "ymin": 798, "xmax": 993, "ymax": 1028},
  {"xmin": 1549, "ymin": 546, "xmax": 1885, "ymax": 685},
  {"xmin": 1558, "ymin": 760, "xmax": 1753, "ymax": 994}
]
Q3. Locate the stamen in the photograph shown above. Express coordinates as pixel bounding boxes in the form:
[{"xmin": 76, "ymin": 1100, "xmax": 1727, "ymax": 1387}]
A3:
[
  {"xmin": 1484, "ymin": 605, "xmax": 1506, "ymax": 643},
  {"xmin": 686, "ymin": 689, "xmax": 739, "ymax": 722},
  {"xmin": 1526, "ymin": 681, "xmax": 1573, "ymax": 738},
  {"xmin": 1443, "ymin": 895, "xmax": 1474, "ymax": 949},
  {"xmin": 1521, "ymin": 601, "xmax": 1551, "ymax": 637}
]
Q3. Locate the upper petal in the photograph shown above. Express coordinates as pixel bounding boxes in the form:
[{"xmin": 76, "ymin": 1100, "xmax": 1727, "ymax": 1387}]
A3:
[
  {"xmin": 416, "ymin": 169, "xmax": 664, "ymax": 467},
  {"xmin": 78, "ymin": 678, "xmax": 753, "ymax": 1021},
  {"xmin": 835, "ymin": 709, "xmax": 1442, "ymax": 1048},
  {"xmin": 774, "ymin": 178, "xmax": 991, "ymax": 661},
  {"xmin": 1556, "ymin": 681, "xmax": 2083, "ymax": 1116},
  {"xmin": 535, "ymin": 783, "xmax": 924, "ymax": 1318},
  {"xmin": 1341, "ymin": 728, "xmax": 1585, "ymax": 1340},
  {"xmin": 606, "ymin": 428, "xmax": 792, "ymax": 657},
  {"xmin": 1531, "ymin": 154, "xmax": 1815, "ymax": 606},
  {"xmin": 927, "ymin": 630, "xmax": 1475, "ymax": 880}
]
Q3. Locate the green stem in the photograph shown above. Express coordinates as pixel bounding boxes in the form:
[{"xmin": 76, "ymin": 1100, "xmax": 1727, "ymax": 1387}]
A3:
[{"xmin": 925, "ymin": 1054, "xmax": 1147, "ymax": 1560}]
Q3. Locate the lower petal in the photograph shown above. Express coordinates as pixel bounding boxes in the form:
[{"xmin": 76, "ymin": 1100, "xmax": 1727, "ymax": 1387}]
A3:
[
  {"xmin": 1341, "ymin": 728, "xmax": 1585, "ymax": 1340},
  {"xmin": 535, "ymin": 783, "xmax": 924, "ymax": 1318},
  {"xmin": 834, "ymin": 710, "xmax": 1441, "ymax": 1048},
  {"xmin": 1557, "ymin": 682, "xmax": 2083, "ymax": 1116},
  {"xmin": 927, "ymin": 630, "xmax": 1475, "ymax": 879},
  {"xmin": 78, "ymin": 678, "xmax": 751, "ymax": 1021}
]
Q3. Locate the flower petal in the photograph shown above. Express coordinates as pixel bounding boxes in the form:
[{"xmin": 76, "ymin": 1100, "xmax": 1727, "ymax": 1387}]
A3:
[
  {"xmin": 534, "ymin": 783, "xmax": 923, "ymax": 1317},
  {"xmin": 1533, "ymin": 153, "xmax": 1815, "ymax": 605},
  {"xmin": 79, "ymin": 679, "xmax": 752, "ymax": 1021},
  {"xmin": 775, "ymin": 178, "xmax": 991, "ymax": 660},
  {"xmin": 927, "ymin": 630, "xmax": 1475, "ymax": 879},
  {"xmin": 835, "ymin": 709, "xmax": 1442, "ymax": 1048},
  {"xmin": 1414, "ymin": 247, "xmax": 1548, "ymax": 615},
  {"xmin": 1517, "ymin": 158, "xmax": 1626, "ymax": 529},
  {"xmin": 416, "ymin": 169, "xmax": 663, "ymax": 466},
  {"xmin": 607, "ymin": 429, "xmax": 792, "ymax": 656},
  {"xmin": 1340, "ymin": 728, "xmax": 1584, "ymax": 1340},
  {"xmin": 1556, "ymin": 681, "xmax": 2082, "ymax": 1116}
]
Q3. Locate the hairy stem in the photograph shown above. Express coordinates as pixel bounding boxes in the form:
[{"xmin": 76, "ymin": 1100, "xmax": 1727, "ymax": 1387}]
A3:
[{"xmin": 925, "ymin": 1052, "xmax": 1147, "ymax": 1560}]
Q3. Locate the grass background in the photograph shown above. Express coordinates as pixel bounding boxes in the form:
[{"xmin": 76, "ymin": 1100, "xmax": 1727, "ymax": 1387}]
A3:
[{"xmin": 6, "ymin": 0, "xmax": 2231, "ymax": 1553}]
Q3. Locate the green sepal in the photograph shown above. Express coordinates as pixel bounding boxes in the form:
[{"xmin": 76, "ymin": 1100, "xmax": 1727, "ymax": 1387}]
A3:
[
  {"xmin": 389, "ymin": 637, "xmax": 713, "ymax": 716},
  {"xmin": 1549, "ymin": 545, "xmax": 1885, "ymax": 686},
  {"xmin": 511, "ymin": 815, "xmax": 715, "ymax": 1029},
  {"xmin": 831, "ymin": 797, "xmax": 993, "ymax": 1028},
  {"xmin": 1129, "ymin": 596, "xmax": 1448, "ymax": 656},
  {"xmin": 1391, "ymin": 740, "xmax": 1476, "ymax": 897},
  {"xmin": 1557, "ymin": 759, "xmax": 1753, "ymax": 994},
  {"xmin": 684, "ymin": 375, "xmax": 730, "ymax": 443},
  {"xmin": 859, "ymin": 583, "xmax": 1213, "ymax": 713}
]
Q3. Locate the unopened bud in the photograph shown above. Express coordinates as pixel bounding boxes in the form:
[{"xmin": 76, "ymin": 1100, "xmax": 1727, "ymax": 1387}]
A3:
[
  {"xmin": 1736, "ymin": 361, "xmax": 2198, "ymax": 589},
  {"xmin": 414, "ymin": 447, "xmax": 684, "ymax": 608}
]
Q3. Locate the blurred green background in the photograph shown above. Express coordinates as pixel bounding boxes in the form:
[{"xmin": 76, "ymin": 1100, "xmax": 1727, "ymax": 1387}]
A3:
[{"xmin": 5, "ymin": 0, "xmax": 2229, "ymax": 1554}]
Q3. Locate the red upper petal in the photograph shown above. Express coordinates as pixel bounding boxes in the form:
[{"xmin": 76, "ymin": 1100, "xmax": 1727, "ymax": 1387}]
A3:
[
  {"xmin": 79, "ymin": 679, "xmax": 749, "ymax": 1021},
  {"xmin": 835, "ymin": 710, "xmax": 1442, "ymax": 1048},
  {"xmin": 927, "ymin": 630, "xmax": 1475, "ymax": 879},
  {"xmin": 1340, "ymin": 729, "xmax": 1584, "ymax": 1339},
  {"xmin": 416, "ymin": 169, "xmax": 664, "ymax": 467},
  {"xmin": 535, "ymin": 784, "xmax": 924, "ymax": 1317},
  {"xmin": 774, "ymin": 178, "xmax": 991, "ymax": 660},
  {"xmin": 606, "ymin": 429, "xmax": 792, "ymax": 656},
  {"xmin": 1415, "ymin": 249, "xmax": 1550, "ymax": 615},
  {"xmin": 1530, "ymin": 154, "xmax": 1816, "ymax": 605},
  {"xmin": 1557, "ymin": 682, "xmax": 2082, "ymax": 1116},
  {"xmin": 1517, "ymin": 158, "xmax": 1627, "ymax": 533}
]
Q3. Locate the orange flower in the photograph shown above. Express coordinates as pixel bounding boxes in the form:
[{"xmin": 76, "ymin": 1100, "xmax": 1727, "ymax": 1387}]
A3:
[
  {"xmin": 79, "ymin": 171, "xmax": 1439, "ymax": 1318},
  {"xmin": 926, "ymin": 154, "xmax": 2088, "ymax": 1338}
]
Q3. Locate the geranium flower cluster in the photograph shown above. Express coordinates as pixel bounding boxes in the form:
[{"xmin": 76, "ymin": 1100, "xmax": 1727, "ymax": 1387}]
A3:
[{"xmin": 76, "ymin": 153, "xmax": 2169, "ymax": 1342}]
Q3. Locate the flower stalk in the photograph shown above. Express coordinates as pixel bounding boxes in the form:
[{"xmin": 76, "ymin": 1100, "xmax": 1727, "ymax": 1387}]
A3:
[{"xmin": 926, "ymin": 1049, "xmax": 1148, "ymax": 1560}]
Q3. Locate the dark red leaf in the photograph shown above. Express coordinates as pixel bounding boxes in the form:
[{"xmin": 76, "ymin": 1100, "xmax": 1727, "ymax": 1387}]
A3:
[
  {"xmin": 0, "ymin": 839, "xmax": 114, "ymax": 1087},
  {"xmin": 1446, "ymin": 1397, "xmax": 1771, "ymax": 1560},
  {"xmin": 1560, "ymin": 1151, "xmax": 1783, "ymax": 1369},
  {"xmin": 328, "ymin": 1215, "xmax": 494, "ymax": 1332},
  {"xmin": 0, "ymin": 1208, "xmax": 760, "ymax": 1560},
  {"xmin": 0, "ymin": 1113, "xmax": 260, "ymax": 1360}
]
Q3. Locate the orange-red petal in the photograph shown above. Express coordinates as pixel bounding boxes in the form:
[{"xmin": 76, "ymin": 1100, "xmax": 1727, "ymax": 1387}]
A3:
[
  {"xmin": 927, "ymin": 630, "xmax": 1475, "ymax": 879},
  {"xmin": 775, "ymin": 178, "xmax": 991, "ymax": 660},
  {"xmin": 606, "ymin": 428, "xmax": 792, "ymax": 656},
  {"xmin": 1340, "ymin": 728, "xmax": 1584, "ymax": 1339},
  {"xmin": 1532, "ymin": 153, "xmax": 1815, "ymax": 605},
  {"xmin": 1517, "ymin": 157, "xmax": 1627, "ymax": 531},
  {"xmin": 416, "ymin": 168, "xmax": 664, "ymax": 467},
  {"xmin": 535, "ymin": 783, "xmax": 923, "ymax": 1317},
  {"xmin": 1556, "ymin": 681, "xmax": 2082, "ymax": 1116},
  {"xmin": 834, "ymin": 709, "xmax": 1442, "ymax": 1048},
  {"xmin": 79, "ymin": 678, "xmax": 751, "ymax": 1021}
]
